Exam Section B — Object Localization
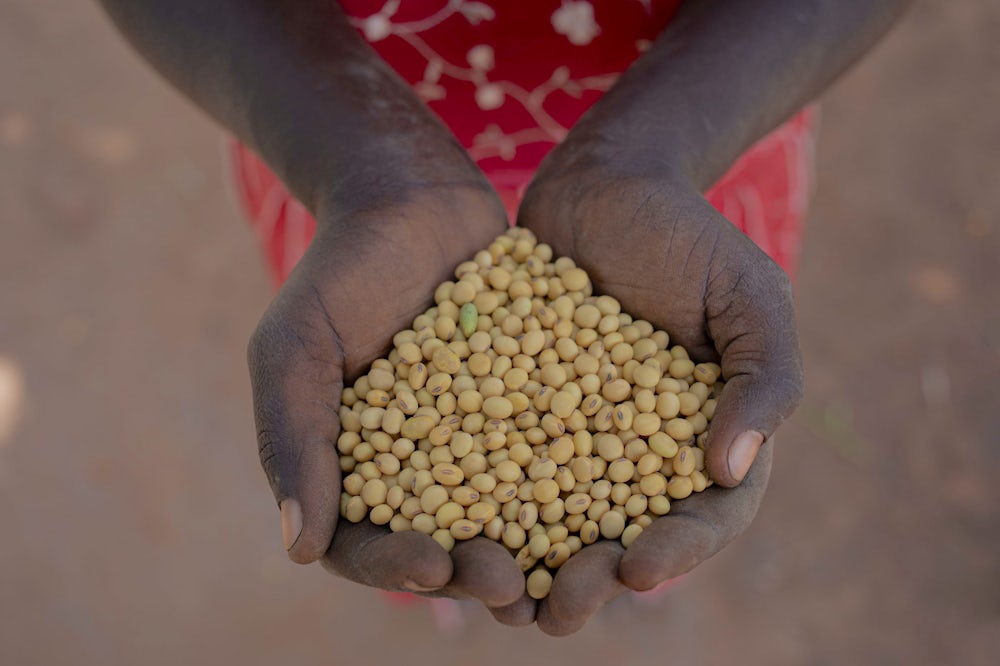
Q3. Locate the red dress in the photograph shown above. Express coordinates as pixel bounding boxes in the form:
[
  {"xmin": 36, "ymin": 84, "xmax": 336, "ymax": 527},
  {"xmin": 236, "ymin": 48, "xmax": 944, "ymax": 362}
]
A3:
[{"xmin": 229, "ymin": 0, "xmax": 817, "ymax": 284}]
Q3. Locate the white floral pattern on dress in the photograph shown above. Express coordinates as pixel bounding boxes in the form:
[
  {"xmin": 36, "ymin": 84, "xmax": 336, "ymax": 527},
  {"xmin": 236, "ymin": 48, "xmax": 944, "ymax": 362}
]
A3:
[
  {"xmin": 347, "ymin": 0, "xmax": 632, "ymax": 162},
  {"xmin": 551, "ymin": 1, "xmax": 601, "ymax": 46}
]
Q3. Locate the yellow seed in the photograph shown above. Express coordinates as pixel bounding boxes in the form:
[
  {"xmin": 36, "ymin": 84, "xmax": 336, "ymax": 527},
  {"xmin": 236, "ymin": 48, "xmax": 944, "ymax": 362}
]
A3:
[
  {"xmin": 411, "ymin": 468, "xmax": 433, "ymax": 494},
  {"xmin": 531, "ymin": 478, "xmax": 560, "ymax": 504},
  {"xmin": 666, "ymin": 475, "xmax": 694, "ymax": 499},
  {"xmin": 678, "ymin": 391, "xmax": 701, "ymax": 417},
  {"xmin": 370, "ymin": 504, "xmax": 394, "ymax": 525},
  {"xmin": 409, "ymin": 513, "xmax": 435, "ymax": 535},
  {"xmin": 400, "ymin": 415, "xmax": 435, "ymax": 440},
  {"xmin": 342, "ymin": 472, "xmax": 365, "ymax": 496},
  {"xmin": 435, "ymin": 501, "xmax": 465, "ymax": 528},
  {"xmin": 394, "ymin": 391, "xmax": 417, "ymax": 415},
  {"xmin": 564, "ymin": 492, "xmax": 592, "ymax": 515},
  {"xmin": 602, "ymin": 378, "xmax": 632, "ymax": 403},
  {"xmin": 428, "ymin": 441, "xmax": 455, "ymax": 464},
  {"xmin": 578, "ymin": 520, "xmax": 599, "ymax": 544},
  {"xmin": 518, "ymin": 501, "xmax": 539, "ymax": 530},
  {"xmin": 502, "ymin": 522, "xmax": 527, "ymax": 549},
  {"xmin": 528, "ymin": 457, "xmax": 558, "ymax": 481},
  {"xmin": 428, "ymin": 424, "xmax": 453, "ymax": 447},
  {"xmin": 432, "ymin": 528, "xmax": 456, "ymax": 552},
  {"xmin": 470, "ymin": 473, "xmax": 498, "ymax": 495},
  {"xmin": 571, "ymin": 457, "xmax": 594, "ymax": 483},
  {"xmin": 367, "ymin": 368, "xmax": 395, "ymax": 391},
  {"xmin": 560, "ymin": 267, "xmax": 589, "ymax": 292},
  {"xmin": 483, "ymin": 516, "xmax": 504, "ymax": 541},
  {"xmin": 612, "ymin": 405, "xmax": 634, "ymax": 431},
  {"xmin": 495, "ymin": 459, "xmax": 522, "ymax": 483},
  {"xmin": 360, "ymin": 479, "xmax": 388, "ymax": 507},
  {"xmin": 693, "ymin": 363, "xmax": 720, "ymax": 385},
  {"xmin": 596, "ymin": 434, "xmax": 625, "ymax": 461},
  {"xmin": 419, "ymin": 485, "xmax": 450, "ymax": 514},
  {"xmin": 539, "ymin": 498, "xmax": 565, "ymax": 524},
  {"xmin": 451, "ymin": 486, "xmax": 480, "ymax": 507},
  {"xmin": 426, "ymin": 372, "xmax": 452, "ymax": 396},
  {"xmin": 639, "ymin": 473, "xmax": 668, "ymax": 497},
  {"xmin": 648, "ymin": 432, "xmax": 679, "ymax": 459},
  {"xmin": 549, "ymin": 390, "xmax": 577, "ymax": 419},
  {"xmin": 359, "ymin": 407, "xmax": 385, "ymax": 431},
  {"xmin": 689, "ymin": 411, "xmax": 709, "ymax": 435},
  {"xmin": 673, "ymin": 446, "xmax": 697, "ymax": 476},
  {"xmin": 648, "ymin": 495, "xmax": 671, "ymax": 515},
  {"xmin": 610, "ymin": 483, "xmax": 632, "ymax": 506},
  {"xmin": 526, "ymin": 569, "xmax": 553, "ymax": 599},
  {"xmin": 493, "ymin": 482, "xmax": 519, "ymax": 503},
  {"xmin": 450, "ymin": 518, "xmax": 480, "ymax": 540},
  {"xmin": 388, "ymin": 514, "xmax": 414, "ymax": 535},
  {"xmin": 599, "ymin": 510, "xmax": 626, "ymax": 539},
  {"xmin": 668, "ymin": 359, "xmax": 696, "ymax": 379},
  {"xmin": 508, "ymin": 442, "xmax": 534, "ymax": 466},
  {"xmin": 374, "ymin": 453, "xmax": 401, "ymax": 476},
  {"xmin": 539, "ymin": 363, "xmax": 568, "ymax": 389},
  {"xmin": 607, "ymin": 458, "xmax": 636, "ymax": 484},
  {"xmin": 625, "ymin": 494, "xmax": 647, "ymax": 517},
  {"xmin": 621, "ymin": 523, "xmax": 644, "ymax": 548},
  {"xmin": 466, "ymin": 501, "xmax": 497, "ymax": 524},
  {"xmin": 482, "ymin": 396, "xmax": 514, "ymax": 419},
  {"xmin": 664, "ymin": 418, "xmax": 695, "ymax": 442},
  {"xmin": 344, "ymin": 496, "xmax": 368, "ymax": 523},
  {"xmin": 397, "ymin": 342, "xmax": 422, "ymax": 365},
  {"xmin": 633, "ymin": 412, "xmax": 662, "ymax": 437},
  {"xmin": 544, "ymin": 541, "xmax": 572, "ymax": 568},
  {"xmin": 501, "ymin": 497, "xmax": 523, "ymax": 522},
  {"xmin": 337, "ymin": 432, "xmax": 362, "ymax": 457},
  {"xmin": 431, "ymin": 463, "xmax": 464, "ymax": 486}
]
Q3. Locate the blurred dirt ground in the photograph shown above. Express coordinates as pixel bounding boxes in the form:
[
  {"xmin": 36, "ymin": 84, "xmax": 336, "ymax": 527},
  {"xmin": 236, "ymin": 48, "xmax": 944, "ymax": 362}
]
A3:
[{"xmin": 1, "ymin": 1, "xmax": 998, "ymax": 664}]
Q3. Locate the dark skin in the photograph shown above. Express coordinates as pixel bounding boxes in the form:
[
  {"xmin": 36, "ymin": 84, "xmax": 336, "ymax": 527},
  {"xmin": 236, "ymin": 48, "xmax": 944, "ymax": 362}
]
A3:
[{"xmin": 100, "ymin": 0, "xmax": 910, "ymax": 634}]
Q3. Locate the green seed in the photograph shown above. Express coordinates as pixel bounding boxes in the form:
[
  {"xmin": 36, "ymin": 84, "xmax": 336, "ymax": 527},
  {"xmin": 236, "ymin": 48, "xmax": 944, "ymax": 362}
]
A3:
[{"xmin": 460, "ymin": 302, "xmax": 478, "ymax": 337}]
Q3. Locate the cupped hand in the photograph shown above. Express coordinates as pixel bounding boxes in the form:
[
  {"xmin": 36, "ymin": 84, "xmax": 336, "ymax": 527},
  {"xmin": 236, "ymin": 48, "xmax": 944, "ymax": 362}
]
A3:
[
  {"xmin": 505, "ymin": 166, "xmax": 803, "ymax": 635},
  {"xmin": 247, "ymin": 185, "xmax": 525, "ymax": 608}
]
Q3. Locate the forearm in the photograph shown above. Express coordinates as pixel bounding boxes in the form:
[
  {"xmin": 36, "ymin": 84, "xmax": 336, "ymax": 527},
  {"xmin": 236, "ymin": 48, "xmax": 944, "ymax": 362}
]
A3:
[
  {"xmin": 99, "ymin": 0, "xmax": 481, "ymax": 218},
  {"xmin": 565, "ymin": 0, "xmax": 911, "ymax": 191}
]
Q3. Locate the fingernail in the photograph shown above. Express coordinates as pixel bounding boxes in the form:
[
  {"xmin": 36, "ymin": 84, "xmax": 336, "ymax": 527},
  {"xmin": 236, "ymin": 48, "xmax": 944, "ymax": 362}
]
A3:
[
  {"xmin": 728, "ymin": 431, "xmax": 764, "ymax": 483},
  {"xmin": 280, "ymin": 499, "xmax": 303, "ymax": 551},
  {"xmin": 402, "ymin": 579, "xmax": 441, "ymax": 592}
]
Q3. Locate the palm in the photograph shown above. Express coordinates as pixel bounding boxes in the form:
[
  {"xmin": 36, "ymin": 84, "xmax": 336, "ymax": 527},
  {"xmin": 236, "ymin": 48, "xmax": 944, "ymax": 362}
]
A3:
[
  {"xmin": 509, "ymin": 174, "xmax": 801, "ymax": 634},
  {"xmin": 249, "ymin": 186, "xmax": 528, "ymax": 607}
]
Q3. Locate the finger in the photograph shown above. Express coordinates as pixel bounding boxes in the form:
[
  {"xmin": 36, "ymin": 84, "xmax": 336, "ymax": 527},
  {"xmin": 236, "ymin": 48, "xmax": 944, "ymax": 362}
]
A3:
[
  {"xmin": 430, "ymin": 538, "xmax": 526, "ymax": 607},
  {"xmin": 704, "ymin": 232, "xmax": 804, "ymax": 486},
  {"xmin": 488, "ymin": 592, "xmax": 537, "ymax": 627},
  {"xmin": 248, "ymin": 307, "xmax": 344, "ymax": 564},
  {"xmin": 322, "ymin": 520, "xmax": 453, "ymax": 591},
  {"xmin": 619, "ymin": 440, "xmax": 773, "ymax": 591},
  {"xmin": 537, "ymin": 540, "xmax": 628, "ymax": 637}
]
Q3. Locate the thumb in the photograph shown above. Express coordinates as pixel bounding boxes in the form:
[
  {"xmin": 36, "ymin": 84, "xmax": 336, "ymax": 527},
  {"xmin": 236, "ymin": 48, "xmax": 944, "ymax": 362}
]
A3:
[
  {"xmin": 248, "ymin": 312, "xmax": 344, "ymax": 564},
  {"xmin": 703, "ymin": 241, "xmax": 804, "ymax": 487}
]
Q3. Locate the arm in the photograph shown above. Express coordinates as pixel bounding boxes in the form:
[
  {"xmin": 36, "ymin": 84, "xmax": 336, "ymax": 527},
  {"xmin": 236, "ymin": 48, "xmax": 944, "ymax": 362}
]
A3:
[
  {"xmin": 98, "ymin": 0, "xmax": 484, "ymax": 217},
  {"xmin": 100, "ymin": 0, "xmax": 521, "ymax": 607},
  {"xmin": 551, "ymin": 0, "xmax": 912, "ymax": 191},
  {"xmin": 511, "ymin": 0, "xmax": 911, "ymax": 635}
]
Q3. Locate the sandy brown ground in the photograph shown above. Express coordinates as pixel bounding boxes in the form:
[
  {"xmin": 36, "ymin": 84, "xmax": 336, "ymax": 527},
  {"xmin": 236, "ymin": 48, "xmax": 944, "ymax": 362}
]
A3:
[{"xmin": 1, "ymin": 2, "xmax": 998, "ymax": 664}]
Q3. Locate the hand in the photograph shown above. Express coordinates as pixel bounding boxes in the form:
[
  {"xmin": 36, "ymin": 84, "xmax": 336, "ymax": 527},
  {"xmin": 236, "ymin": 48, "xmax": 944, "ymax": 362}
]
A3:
[
  {"xmin": 502, "ymin": 162, "xmax": 803, "ymax": 635},
  {"xmin": 247, "ymin": 184, "xmax": 526, "ymax": 609}
]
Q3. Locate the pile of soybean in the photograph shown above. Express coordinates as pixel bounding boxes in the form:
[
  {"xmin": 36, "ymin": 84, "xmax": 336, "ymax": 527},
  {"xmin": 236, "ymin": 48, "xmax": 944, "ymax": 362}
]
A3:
[{"xmin": 338, "ymin": 227, "xmax": 722, "ymax": 599}]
